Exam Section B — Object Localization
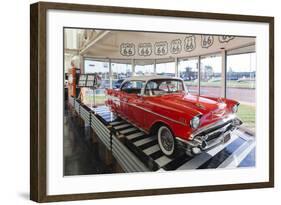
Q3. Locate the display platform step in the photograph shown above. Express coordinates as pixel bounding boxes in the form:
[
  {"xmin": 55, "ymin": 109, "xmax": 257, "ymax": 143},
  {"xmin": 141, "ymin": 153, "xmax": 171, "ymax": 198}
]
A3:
[{"xmin": 94, "ymin": 106, "xmax": 256, "ymax": 171}]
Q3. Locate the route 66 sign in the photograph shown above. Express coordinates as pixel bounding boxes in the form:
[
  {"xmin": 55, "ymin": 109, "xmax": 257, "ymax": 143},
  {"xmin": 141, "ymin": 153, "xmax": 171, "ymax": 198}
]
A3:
[
  {"xmin": 154, "ymin": 41, "xmax": 168, "ymax": 56},
  {"xmin": 170, "ymin": 39, "xmax": 182, "ymax": 54},
  {"xmin": 219, "ymin": 35, "xmax": 235, "ymax": 43},
  {"xmin": 201, "ymin": 35, "xmax": 214, "ymax": 48},
  {"xmin": 138, "ymin": 43, "xmax": 152, "ymax": 56},
  {"xmin": 184, "ymin": 35, "xmax": 196, "ymax": 52},
  {"xmin": 120, "ymin": 43, "xmax": 135, "ymax": 56}
]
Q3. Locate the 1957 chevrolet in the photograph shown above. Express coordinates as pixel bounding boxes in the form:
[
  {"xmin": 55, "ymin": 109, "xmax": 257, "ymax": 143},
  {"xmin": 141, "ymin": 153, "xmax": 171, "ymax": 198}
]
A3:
[{"xmin": 106, "ymin": 75, "xmax": 242, "ymax": 156}]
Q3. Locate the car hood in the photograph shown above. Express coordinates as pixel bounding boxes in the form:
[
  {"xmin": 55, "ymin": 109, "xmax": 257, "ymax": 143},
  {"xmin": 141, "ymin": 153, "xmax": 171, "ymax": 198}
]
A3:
[{"xmin": 148, "ymin": 93, "xmax": 228, "ymax": 118}]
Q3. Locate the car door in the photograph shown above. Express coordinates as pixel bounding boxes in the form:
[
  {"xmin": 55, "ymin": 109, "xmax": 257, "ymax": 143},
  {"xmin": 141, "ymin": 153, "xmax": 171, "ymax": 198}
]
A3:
[
  {"xmin": 141, "ymin": 80, "xmax": 159, "ymax": 130},
  {"xmin": 129, "ymin": 80, "xmax": 146, "ymax": 128},
  {"xmin": 126, "ymin": 92, "xmax": 138, "ymax": 123},
  {"xmin": 120, "ymin": 81, "xmax": 131, "ymax": 118},
  {"xmin": 132, "ymin": 94, "xmax": 146, "ymax": 129},
  {"xmin": 121, "ymin": 80, "xmax": 145, "ymax": 129}
]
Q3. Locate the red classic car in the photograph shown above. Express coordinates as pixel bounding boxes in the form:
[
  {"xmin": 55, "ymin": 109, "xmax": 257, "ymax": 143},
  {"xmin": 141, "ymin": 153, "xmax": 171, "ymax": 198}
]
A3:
[{"xmin": 106, "ymin": 75, "xmax": 242, "ymax": 156}]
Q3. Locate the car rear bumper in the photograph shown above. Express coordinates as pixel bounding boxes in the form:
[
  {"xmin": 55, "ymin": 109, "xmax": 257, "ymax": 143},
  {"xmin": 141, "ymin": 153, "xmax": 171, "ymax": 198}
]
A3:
[{"xmin": 176, "ymin": 115, "xmax": 242, "ymax": 155}]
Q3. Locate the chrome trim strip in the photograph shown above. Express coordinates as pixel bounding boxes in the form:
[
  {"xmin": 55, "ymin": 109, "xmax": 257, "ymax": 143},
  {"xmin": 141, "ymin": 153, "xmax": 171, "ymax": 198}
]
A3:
[
  {"xmin": 175, "ymin": 136, "xmax": 201, "ymax": 147},
  {"xmin": 110, "ymin": 98, "xmax": 187, "ymax": 126},
  {"xmin": 129, "ymin": 103, "xmax": 187, "ymax": 126}
]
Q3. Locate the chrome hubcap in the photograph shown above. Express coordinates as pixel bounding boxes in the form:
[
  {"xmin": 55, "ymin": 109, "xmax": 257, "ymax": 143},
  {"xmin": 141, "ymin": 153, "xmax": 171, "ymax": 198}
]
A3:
[{"xmin": 160, "ymin": 128, "xmax": 173, "ymax": 151}]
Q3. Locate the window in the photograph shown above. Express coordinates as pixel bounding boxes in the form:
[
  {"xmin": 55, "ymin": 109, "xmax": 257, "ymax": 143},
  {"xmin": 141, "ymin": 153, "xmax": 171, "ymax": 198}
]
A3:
[
  {"xmin": 111, "ymin": 62, "xmax": 132, "ymax": 88},
  {"xmin": 121, "ymin": 81, "xmax": 145, "ymax": 94},
  {"xmin": 226, "ymin": 52, "xmax": 256, "ymax": 131},
  {"xmin": 135, "ymin": 64, "xmax": 154, "ymax": 75},
  {"xmin": 178, "ymin": 58, "xmax": 199, "ymax": 94},
  {"xmin": 156, "ymin": 62, "xmax": 175, "ymax": 77},
  {"xmin": 145, "ymin": 79, "xmax": 184, "ymax": 96},
  {"xmin": 226, "ymin": 53, "xmax": 256, "ymax": 101},
  {"xmin": 200, "ymin": 54, "xmax": 222, "ymax": 97},
  {"xmin": 135, "ymin": 60, "xmax": 154, "ymax": 75},
  {"xmin": 84, "ymin": 59, "xmax": 109, "ymax": 105}
]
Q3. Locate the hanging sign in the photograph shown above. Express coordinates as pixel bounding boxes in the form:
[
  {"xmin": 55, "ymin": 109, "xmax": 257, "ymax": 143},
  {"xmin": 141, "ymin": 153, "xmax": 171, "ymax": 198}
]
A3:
[
  {"xmin": 154, "ymin": 41, "xmax": 168, "ymax": 56},
  {"xmin": 170, "ymin": 39, "xmax": 182, "ymax": 54},
  {"xmin": 120, "ymin": 43, "xmax": 135, "ymax": 56},
  {"xmin": 201, "ymin": 35, "xmax": 214, "ymax": 48},
  {"xmin": 138, "ymin": 43, "xmax": 152, "ymax": 56},
  {"xmin": 184, "ymin": 35, "xmax": 196, "ymax": 52},
  {"xmin": 219, "ymin": 35, "xmax": 235, "ymax": 43}
]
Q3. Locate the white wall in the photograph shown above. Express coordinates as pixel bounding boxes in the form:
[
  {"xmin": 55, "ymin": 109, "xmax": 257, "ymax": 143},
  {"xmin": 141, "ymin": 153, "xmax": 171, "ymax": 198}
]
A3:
[{"xmin": 0, "ymin": 0, "xmax": 279, "ymax": 204}]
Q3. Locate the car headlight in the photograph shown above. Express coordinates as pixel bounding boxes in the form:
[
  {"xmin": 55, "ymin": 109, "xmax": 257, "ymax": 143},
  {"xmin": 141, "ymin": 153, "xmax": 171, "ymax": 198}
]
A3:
[
  {"xmin": 232, "ymin": 104, "xmax": 239, "ymax": 113},
  {"xmin": 190, "ymin": 116, "xmax": 200, "ymax": 129}
]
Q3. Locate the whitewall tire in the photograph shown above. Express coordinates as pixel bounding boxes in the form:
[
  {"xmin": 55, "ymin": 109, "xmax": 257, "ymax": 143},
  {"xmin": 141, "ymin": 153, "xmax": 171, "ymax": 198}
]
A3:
[{"xmin": 157, "ymin": 126, "xmax": 175, "ymax": 157}]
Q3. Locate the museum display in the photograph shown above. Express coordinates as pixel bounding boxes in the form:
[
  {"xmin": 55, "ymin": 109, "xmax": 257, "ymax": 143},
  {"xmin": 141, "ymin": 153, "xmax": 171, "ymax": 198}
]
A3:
[
  {"xmin": 106, "ymin": 75, "xmax": 242, "ymax": 156},
  {"xmin": 30, "ymin": 2, "xmax": 274, "ymax": 202}
]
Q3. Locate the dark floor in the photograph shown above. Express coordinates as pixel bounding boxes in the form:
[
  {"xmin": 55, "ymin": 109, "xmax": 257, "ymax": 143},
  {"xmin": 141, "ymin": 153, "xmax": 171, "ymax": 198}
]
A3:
[{"xmin": 63, "ymin": 108, "xmax": 115, "ymax": 176}]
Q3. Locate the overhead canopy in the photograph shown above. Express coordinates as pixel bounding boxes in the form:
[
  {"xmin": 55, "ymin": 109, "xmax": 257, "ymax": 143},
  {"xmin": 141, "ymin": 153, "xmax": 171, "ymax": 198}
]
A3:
[{"xmin": 64, "ymin": 29, "xmax": 255, "ymax": 65}]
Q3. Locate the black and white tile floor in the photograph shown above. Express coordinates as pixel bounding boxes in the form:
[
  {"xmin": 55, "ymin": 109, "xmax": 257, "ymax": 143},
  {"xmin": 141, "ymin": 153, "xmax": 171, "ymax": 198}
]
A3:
[{"xmin": 93, "ymin": 106, "xmax": 256, "ymax": 171}]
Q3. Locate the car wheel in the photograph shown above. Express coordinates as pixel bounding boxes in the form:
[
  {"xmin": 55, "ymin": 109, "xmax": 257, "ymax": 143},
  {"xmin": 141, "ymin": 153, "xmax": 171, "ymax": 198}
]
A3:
[{"xmin": 157, "ymin": 126, "xmax": 175, "ymax": 157}]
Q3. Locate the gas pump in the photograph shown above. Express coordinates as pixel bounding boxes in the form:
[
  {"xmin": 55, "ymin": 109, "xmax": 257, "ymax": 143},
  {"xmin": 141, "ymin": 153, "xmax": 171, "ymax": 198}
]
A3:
[{"xmin": 68, "ymin": 62, "xmax": 80, "ymax": 98}]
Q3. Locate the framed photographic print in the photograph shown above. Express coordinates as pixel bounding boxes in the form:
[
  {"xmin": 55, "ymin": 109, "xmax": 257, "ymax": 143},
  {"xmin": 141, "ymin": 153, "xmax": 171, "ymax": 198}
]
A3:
[{"xmin": 30, "ymin": 1, "xmax": 274, "ymax": 202}]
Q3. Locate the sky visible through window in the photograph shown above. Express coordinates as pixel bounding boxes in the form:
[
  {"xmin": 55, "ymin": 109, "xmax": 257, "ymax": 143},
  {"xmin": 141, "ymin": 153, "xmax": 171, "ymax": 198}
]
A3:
[
  {"xmin": 84, "ymin": 53, "xmax": 256, "ymax": 75},
  {"xmin": 227, "ymin": 53, "xmax": 256, "ymax": 72}
]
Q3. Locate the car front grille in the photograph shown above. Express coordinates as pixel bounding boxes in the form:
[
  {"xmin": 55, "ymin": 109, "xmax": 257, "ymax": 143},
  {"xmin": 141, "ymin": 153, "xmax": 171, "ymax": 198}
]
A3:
[
  {"xmin": 206, "ymin": 123, "xmax": 234, "ymax": 141},
  {"xmin": 203, "ymin": 123, "xmax": 234, "ymax": 142}
]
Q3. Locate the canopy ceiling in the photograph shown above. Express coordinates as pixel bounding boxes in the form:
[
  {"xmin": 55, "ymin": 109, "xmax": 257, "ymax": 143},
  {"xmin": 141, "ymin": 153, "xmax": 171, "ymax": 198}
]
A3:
[{"xmin": 64, "ymin": 29, "xmax": 255, "ymax": 65}]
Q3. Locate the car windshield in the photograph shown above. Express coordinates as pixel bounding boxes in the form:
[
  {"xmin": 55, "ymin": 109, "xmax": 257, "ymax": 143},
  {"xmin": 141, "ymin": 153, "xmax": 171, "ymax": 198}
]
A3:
[
  {"xmin": 145, "ymin": 79, "xmax": 185, "ymax": 96},
  {"xmin": 121, "ymin": 80, "xmax": 145, "ymax": 94}
]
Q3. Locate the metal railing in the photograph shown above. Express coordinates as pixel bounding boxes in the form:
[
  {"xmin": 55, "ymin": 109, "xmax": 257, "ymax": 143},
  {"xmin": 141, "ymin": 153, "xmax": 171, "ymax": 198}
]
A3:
[
  {"xmin": 90, "ymin": 112, "xmax": 111, "ymax": 150},
  {"xmin": 80, "ymin": 104, "xmax": 91, "ymax": 125},
  {"xmin": 69, "ymin": 98, "xmax": 149, "ymax": 172},
  {"xmin": 74, "ymin": 99, "xmax": 80, "ymax": 114},
  {"xmin": 112, "ymin": 135, "xmax": 148, "ymax": 172}
]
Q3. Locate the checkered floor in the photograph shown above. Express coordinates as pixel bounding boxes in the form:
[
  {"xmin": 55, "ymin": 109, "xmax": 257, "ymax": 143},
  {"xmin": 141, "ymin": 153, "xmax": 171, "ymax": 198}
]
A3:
[{"xmin": 93, "ymin": 106, "xmax": 255, "ymax": 171}]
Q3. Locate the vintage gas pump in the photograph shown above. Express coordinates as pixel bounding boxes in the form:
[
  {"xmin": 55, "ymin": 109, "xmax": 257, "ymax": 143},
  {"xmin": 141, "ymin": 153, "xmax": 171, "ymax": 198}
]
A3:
[{"xmin": 68, "ymin": 62, "xmax": 80, "ymax": 98}]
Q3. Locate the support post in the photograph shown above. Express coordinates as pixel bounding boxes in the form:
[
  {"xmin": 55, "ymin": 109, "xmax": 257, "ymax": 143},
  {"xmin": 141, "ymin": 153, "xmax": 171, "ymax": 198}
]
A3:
[
  {"xmin": 131, "ymin": 59, "xmax": 136, "ymax": 76},
  {"xmin": 221, "ymin": 50, "xmax": 227, "ymax": 98},
  {"xmin": 198, "ymin": 56, "xmax": 201, "ymax": 95},
  {"xmin": 80, "ymin": 55, "xmax": 84, "ymax": 73},
  {"xmin": 175, "ymin": 57, "xmax": 179, "ymax": 77},
  {"xmin": 154, "ymin": 59, "xmax": 157, "ymax": 74},
  {"xmin": 109, "ymin": 58, "xmax": 112, "ymax": 89}
]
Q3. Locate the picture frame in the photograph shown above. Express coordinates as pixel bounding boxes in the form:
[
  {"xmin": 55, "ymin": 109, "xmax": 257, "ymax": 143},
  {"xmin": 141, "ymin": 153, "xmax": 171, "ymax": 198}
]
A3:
[{"xmin": 30, "ymin": 1, "xmax": 274, "ymax": 202}]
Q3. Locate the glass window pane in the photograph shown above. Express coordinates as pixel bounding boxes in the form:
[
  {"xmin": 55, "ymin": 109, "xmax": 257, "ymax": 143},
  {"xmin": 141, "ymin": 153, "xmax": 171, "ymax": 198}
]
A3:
[
  {"xmin": 135, "ymin": 65, "xmax": 154, "ymax": 75},
  {"xmin": 83, "ymin": 59, "xmax": 109, "ymax": 106},
  {"xmin": 145, "ymin": 79, "xmax": 184, "ymax": 96},
  {"xmin": 156, "ymin": 62, "xmax": 175, "ymax": 77},
  {"xmin": 226, "ymin": 52, "xmax": 256, "ymax": 131},
  {"xmin": 200, "ymin": 54, "xmax": 222, "ymax": 97},
  {"xmin": 135, "ymin": 59, "xmax": 154, "ymax": 76},
  {"xmin": 178, "ymin": 58, "xmax": 199, "ymax": 94},
  {"xmin": 111, "ymin": 62, "xmax": 132, "ymax": 88}
]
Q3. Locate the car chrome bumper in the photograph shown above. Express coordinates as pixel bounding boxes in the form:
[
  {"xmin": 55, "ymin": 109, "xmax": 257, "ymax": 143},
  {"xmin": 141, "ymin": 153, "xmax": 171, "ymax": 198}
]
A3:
[{"xmin": 176, "ymin": 115, "xmax": 242, "ymax": 154}]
